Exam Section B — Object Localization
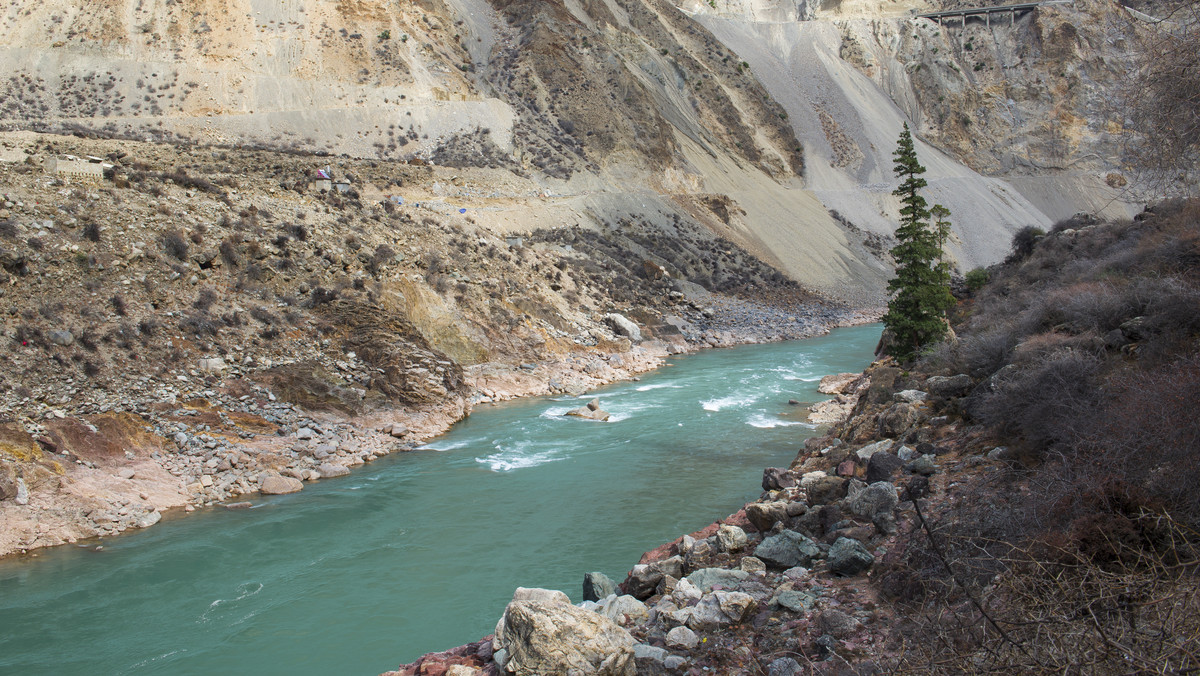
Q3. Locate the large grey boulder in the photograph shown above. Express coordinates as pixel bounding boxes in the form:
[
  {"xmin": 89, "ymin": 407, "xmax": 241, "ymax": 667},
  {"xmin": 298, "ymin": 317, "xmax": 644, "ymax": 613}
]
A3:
[
  {"xmin": 866, "ymin": 452, "xmax": 904, "ymax": 483},
  {"xmin": 754, "ymin": 530, "xmax": 821, "ymax": 569},
  {"xmin": 686, "ymin": 567, "xmax": 749, "ymax": 591},
  {"xmin": 926, "ymin": 374, "xmax": 972, "ymax": 397},
  {"xmin": 827, "ymin": 537, "xmax": 874, "ymax": 576},
  {"xmin": 847, "ymin": 481, "xmax": 899, "ymax": 521},
  {"xmin": 682, "ymin": 590, "xmax": 755, "ymax": 630},
  {"xmin": 317, "ymin": 463, "xmax": 350, "ymax": 478},
  {"xmin": 666, "ymin": 626, "xmax": 699, "ymax": 650},
  {"xmin": 604, "ymin": 313, "xmax": 642, "ymax": 343},
  {"xmin": 583, "ymin": 571, "xmax": 618, "ymax": 602},
  {"xmin": 599, "ymin": 594, "xmax": 649, "ymax": 627},
  {"xmin": 745, "ymin": 500, "xmax": 791, "ymax": 531},
  {"xmin": 260, "ymin": 474, "xmax": 303, "ymax": 495},
  {"xmin": 498, "ymin": 597, "xmax": 636, "ymax": 675}
]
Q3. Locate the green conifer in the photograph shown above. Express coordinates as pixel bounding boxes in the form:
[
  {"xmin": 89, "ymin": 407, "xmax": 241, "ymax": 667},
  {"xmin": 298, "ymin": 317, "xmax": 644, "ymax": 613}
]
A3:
[{"xmin": 882, "ymin": 124, "xmax": 956, "ymax": 360}]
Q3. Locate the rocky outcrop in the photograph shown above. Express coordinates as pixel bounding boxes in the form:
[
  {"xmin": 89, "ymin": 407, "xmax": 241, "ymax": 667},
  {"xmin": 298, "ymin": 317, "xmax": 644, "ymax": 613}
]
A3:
[{"xmin": 494, "ymin": 589, "xmax": 636, "ymax": 675}]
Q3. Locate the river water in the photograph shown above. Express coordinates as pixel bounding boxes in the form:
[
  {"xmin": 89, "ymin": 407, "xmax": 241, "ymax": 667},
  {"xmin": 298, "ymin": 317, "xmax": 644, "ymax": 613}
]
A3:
[{"xmin": 0, "ymin": 324, "xmax": 880, "ymax": 675}]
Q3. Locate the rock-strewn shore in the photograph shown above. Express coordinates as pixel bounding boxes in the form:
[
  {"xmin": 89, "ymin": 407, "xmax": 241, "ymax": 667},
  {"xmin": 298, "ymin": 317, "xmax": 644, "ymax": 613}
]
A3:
[
  {"xmin": 383, "ymin": 356, "xmax": 1001, "ymax": 676},
  {"xmin": 0, "ymin": 299, "xmax": 873, "ymax": 560}
]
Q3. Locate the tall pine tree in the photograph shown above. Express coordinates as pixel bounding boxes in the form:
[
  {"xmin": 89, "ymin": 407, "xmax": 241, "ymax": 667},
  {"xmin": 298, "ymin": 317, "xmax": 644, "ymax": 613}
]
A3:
[{"xmin": 882, "ymin": 124, "xmax": 955, "ymax": 361}]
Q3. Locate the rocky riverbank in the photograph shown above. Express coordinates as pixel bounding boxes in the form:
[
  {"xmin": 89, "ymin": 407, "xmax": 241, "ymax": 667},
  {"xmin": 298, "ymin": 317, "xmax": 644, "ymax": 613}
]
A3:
[
  {"xmin": 381, "ymin": 357, "xmax": 993, "ymax": 675},
  {"xmin": 0, "ymin": 130, "xmax": 876, "ymax": 560},
  {"xmin": 0, "ymin": 301, "xmax": 872, "ymax": 560}
]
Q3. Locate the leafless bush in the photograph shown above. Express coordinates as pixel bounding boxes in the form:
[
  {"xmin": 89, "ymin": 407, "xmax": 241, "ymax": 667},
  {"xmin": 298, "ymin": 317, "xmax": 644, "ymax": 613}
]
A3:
[
  {"xmin": 219, "ymin": 239, "xmax": 240, "ymax": 267},
  {"xmin": 162, "ymin": 230, "xmax": 189, "ymax": 260},
  {"xmin": 193, "ymin": 288, "xmax": 217, "ymax": 311},
  {"xmin": 891, "ymin": 514, "xmax": 1200, "ymax": 674},
  {"xmin": 971, "ymin": 350, "xmax": 1100, "ymax": 452},
  {"xmin": 1122, "ymin": 0, "xmax": 1200, "ymax": 182}
]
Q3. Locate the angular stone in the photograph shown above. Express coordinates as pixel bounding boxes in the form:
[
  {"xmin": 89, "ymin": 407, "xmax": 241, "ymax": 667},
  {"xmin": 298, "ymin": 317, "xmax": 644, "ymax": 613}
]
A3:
[
  {"xmin": 925, "ymin": 374, "xmax": 972, "ymax": 396},
  {"xmin": 716, "ymin": 524, "xmax": 748, "ymax": 552},
  {"xmin": 134, "ymin": 510, "xmax": 161, "ymax": 529},
  {"xmin": 772, "ymin": 589, "xmax": 816, "ymax": 613},
  {"xmin": 687, "ymin": 567, "xmax": 749, "ymax": 591},
  {"xmin": 907, "ymin": 455, "xmax": 938, "ymax": 475},
  {"xmin": 855, "ymin": 439, "xmax": 893, "ymax": 462},
  {"xmin": 754, "ymin": 530, "xmax": 821, "ymax": 569},
  {"xmin": 894, "ymin": 389, "xmax": 927, "ymax": 403},
  {"xmin": 739, "ymin": 556, "xmax": 765, "ymax": 573},
  {"xmin": 604, "ymin": 313, "xmax": 642, "ymax": 343},
  {"xmin": 624, "ymin": 564, "xmax": 662, "ymax": 600},
  {"xmin": 848, "ymin": 481, "xmax": 898, "ymax": 521},
  {"xmin": 768, "ymin": 657, "xmax": 803, "ymax": 676},
  {"xmin": 684, "ymin": 591, "xmax": 754, "ymax": 630},
  {"xmin": 600, "ymin": 595, "xmax": 649, "ymax": 627},
  {"xmin": 665, "ymin": 625, "xmax": 698, "ymax": 650},
  {"xmin": 866, "ymin": 452, "xmax": 904, "ymax": 483},
  {"xmin": 827, "ymin": 537, "xmax": 874, "ymax": 576},
  {"xmin": 745, "ymin": 500, "xmax": 790, "ymax": 531},
  {"xmin": 584, "ymin": 571, "xmax": 618, "ymax": 602},
  {"xmin": 512, "ymin": 587, "xmax": 570, "ymax": 605},
  {"xmin": 762, "ymin": 467, "xmax": 796, "ymax": 491}
]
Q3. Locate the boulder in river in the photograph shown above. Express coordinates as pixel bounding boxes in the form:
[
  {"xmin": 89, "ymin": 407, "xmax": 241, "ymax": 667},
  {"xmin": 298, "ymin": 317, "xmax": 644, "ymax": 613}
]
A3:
[{"xmin": 565, "ymin": 398, "xmax": 611, "ymax": 422}]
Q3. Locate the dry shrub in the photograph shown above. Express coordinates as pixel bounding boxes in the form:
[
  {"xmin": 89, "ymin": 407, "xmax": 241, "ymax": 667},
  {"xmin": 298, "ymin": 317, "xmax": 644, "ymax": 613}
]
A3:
[
  {"xmin": 891, "ymin": 513, "xmax": 1200, "ymax": 674},
  {"xmin": 971, "ymin": 350, "xmax": 1100, "ymax": 453}
]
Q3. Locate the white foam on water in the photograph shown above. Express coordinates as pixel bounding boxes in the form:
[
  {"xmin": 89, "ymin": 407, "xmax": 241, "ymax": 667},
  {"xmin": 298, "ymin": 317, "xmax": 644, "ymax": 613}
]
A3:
[
  {"xmin": 128, "ymin": 649, "xmax": 187, "ymax": 670},
  {"xmin": 420, "ymin": 439, "xmax": 474, "ymax": 451},
  {"xmin": 476, "ymin": 449, "xmax": 564, "ymax": 472},
  {"xmin": 198, "ymin": 582, "xmax": 263, "ymax": 624},
  {"xmin": 634, "ymin": 383, "xmax": 684, "ymax": 392},
  {"xmin": 745, "ymin": 413, "xmax": 814, "ymax": 429},
  {"xmin": 701, "ymin": 393, "xmax": 758, "ymax": 411},
  {"xmin": 539, "ymin": 405, "xmax": 575, "ymax": 419}
]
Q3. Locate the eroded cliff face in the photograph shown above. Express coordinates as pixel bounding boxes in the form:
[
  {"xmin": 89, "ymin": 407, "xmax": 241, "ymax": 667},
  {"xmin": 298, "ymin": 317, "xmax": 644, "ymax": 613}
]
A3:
[
  {"xmin": 838, "ymin": 0, "xmax": 1145, "ymax": 183},
  {"xmin": 0, "ymin": 0, "xmax": 1167, "ymax": 308}
]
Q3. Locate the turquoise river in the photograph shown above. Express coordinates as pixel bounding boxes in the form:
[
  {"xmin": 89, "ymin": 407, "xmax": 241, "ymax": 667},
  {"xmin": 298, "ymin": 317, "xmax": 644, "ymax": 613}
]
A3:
[{"xmin": 0, "ymin": 323, "xmax": 881, "ymax": 675}]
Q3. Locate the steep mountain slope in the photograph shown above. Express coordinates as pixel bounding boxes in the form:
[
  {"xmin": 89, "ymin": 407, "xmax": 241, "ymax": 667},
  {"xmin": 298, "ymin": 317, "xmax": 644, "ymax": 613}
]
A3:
[{"xmin": 0, "ymin": 0, "xmax": 1176, "ymax": 298}]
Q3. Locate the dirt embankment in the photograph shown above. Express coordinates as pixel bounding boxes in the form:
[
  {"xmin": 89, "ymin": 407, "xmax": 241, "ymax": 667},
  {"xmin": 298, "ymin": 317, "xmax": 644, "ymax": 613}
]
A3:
[{"xmin": 0, "ymin": 130, "xmax": 867, "ymax": 559}]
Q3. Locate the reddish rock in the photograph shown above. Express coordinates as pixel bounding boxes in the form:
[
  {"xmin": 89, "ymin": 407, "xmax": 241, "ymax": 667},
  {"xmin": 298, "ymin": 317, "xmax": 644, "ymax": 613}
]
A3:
[
  {"xmin": 637, "ymin": 509, "xmax": 758, "ymax": 565},
  {"xmin": 382, "ymin": 638, "xmax": 491, "ymax": 676},
  {"xmin": 836, "ymin": 459, "xmax": 857, "ymax": 477}
]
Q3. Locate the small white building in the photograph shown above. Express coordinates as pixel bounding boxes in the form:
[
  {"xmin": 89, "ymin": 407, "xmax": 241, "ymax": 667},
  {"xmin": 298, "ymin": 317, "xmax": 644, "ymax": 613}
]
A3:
[{"xmin": 44, "ymin": 155, "xmax": 106, "ymax": 180}]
